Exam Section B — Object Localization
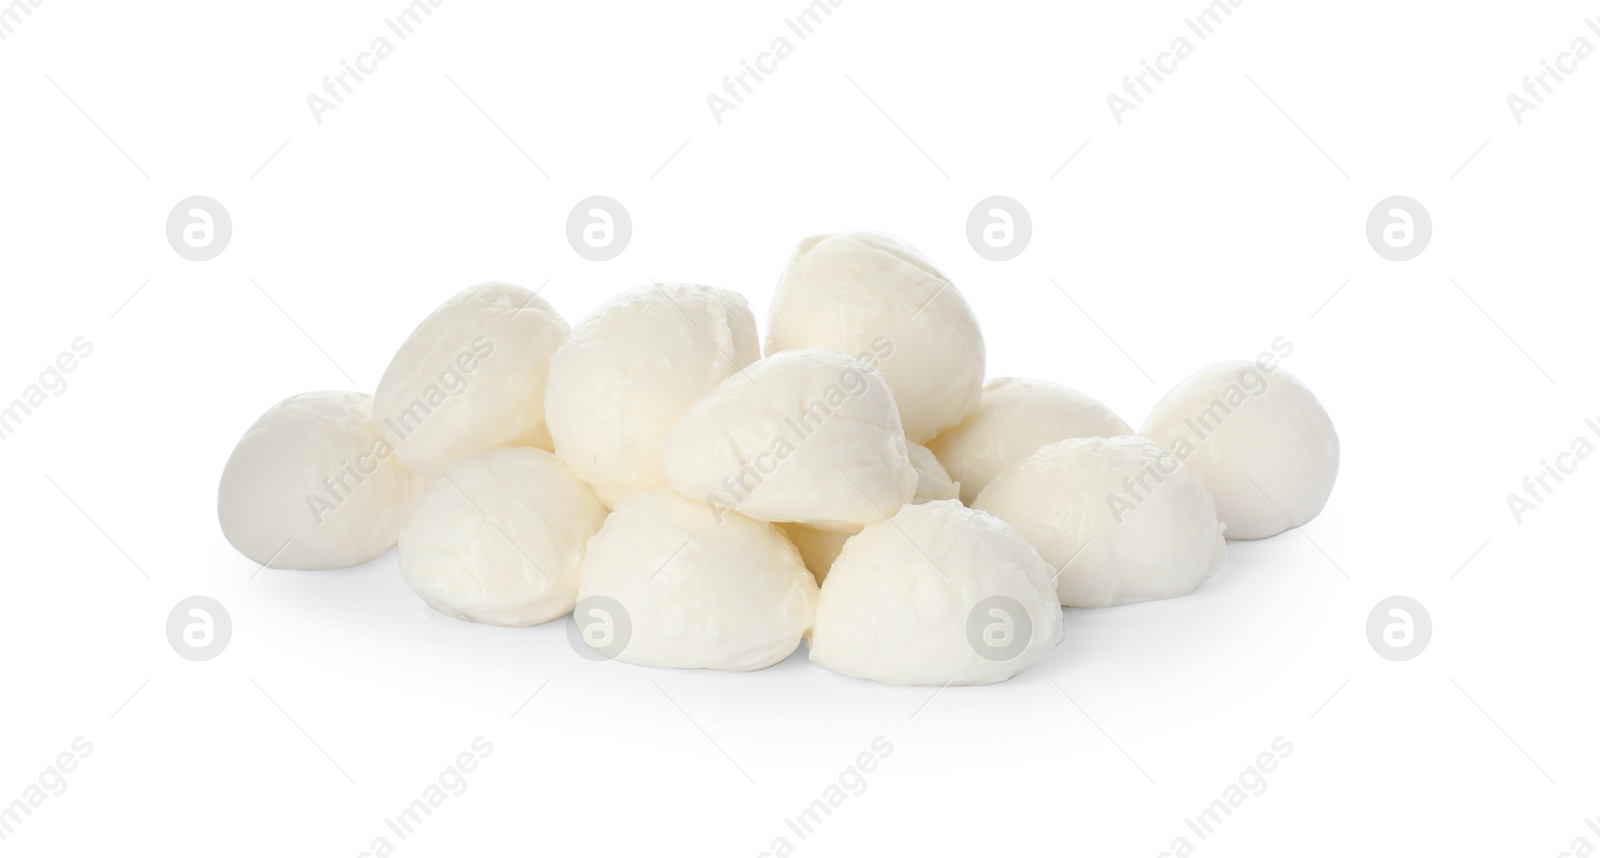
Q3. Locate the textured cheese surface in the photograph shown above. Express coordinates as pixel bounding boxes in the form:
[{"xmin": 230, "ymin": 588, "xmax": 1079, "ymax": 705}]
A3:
[
  {"xmin": 373, "ymin": 282, "xmax": 570, "ymax": 478},
  {"xmin": 1140, "ymin": 362, "xmax": 1339, "ymax": 540},
  {"xmin": 576, "ymin": 489, "xmax": 818, "ymax": 671},
  {"xmin": 546, "ymin": 283, "xmax": 759, "ymax": 507},
  {"xmin": 765, "ymin": 231, "xmax": 984, "ymax": 443},
  {"xmin": 927, "ymin": 377, "xmax": 1132, "ymax": 505},
  {"xmin": 975, "ymin": 436, "xmax": 1227, "ymax": 607},
  {"xmin": 809, "ymin": 500, "xmax": 1063, "ymax": 686},
  {"xmin": 218, "ymin": 390, "xmax": 423, "ymax": 571},
  {"xmin": 663, "ymin": 348, "xmax": 916, "ymax": 531},
  {"xmin": 399, "ymin": 447, "xmax": 607, "ymax": 626}
]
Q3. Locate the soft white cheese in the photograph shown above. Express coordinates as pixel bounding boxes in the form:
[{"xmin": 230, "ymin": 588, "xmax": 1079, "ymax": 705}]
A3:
[
  {"xmin": 765, "ymin": 231, "xmax": 984, "ymax": 443},
  {"xmin": 927, "ymin": 377, "xmax": 1131, "ymax": 505},
  {"xmin": 545, "ymin": 283, "xmax": 759, "ymax": 507},
  {"xmin": 775, "ymin": 440, "xmax": 959, "ymax": 585},
  {"xmin": 809, "ymin": 500, "xmax": 1063, "ymax": 685},
  {"xmin": 372, "ymin": 283, "xmax": 570, "ymax": 478},
  {"xmin": 974, "ymin": 436, "xmax": 1226, "ymax": 607},
  {"xmin": 907, "ymin": 441, "xmax": 960, "ymax": 503},
  {"xmin": 1140, "ymin": 361, "xmax": 1338, "ymax": 540},
  {"xmin": 663, "ymin": 348, "xmax": 916, "ymax": 531},
  {"xmin": 218, "ymin": 390, "xmax": 423, "ymax": 570},
  {"xmin": 398, "ymin": 447, "xmax": 607, "ymax": 625},
  {"xmin": 575, "ymin": 489, "xmax": 817, "ymax": 671}
]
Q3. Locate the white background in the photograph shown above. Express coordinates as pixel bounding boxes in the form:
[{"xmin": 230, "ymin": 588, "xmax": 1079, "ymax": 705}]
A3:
[{"xmin": 2, "ymin": 0, "xmax": 1597, "ymax": 855}]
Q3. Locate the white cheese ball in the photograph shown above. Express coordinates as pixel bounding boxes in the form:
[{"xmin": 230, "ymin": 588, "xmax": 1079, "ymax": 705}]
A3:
[
  {"xmin": 765, "ymin": 231, "xmax": 984, "ymax": 443},
  {"xmin": 974, "ymin": 437, "xmax": 1227, "ymax": 607},
  {"xmin": 1141, "ymin": 361, "xmax": 1338, "ymax": 540},
  {"xmin": 907, "ymin": 441, "xmax": 960, "ymax": 502},
  {"xmin": 218, "ymin": 391, "xmax": 423, "ymax": 571},
  {"xmin": 546, "ymin": 283, "xmax": 759, "ymax": 507},
  {"xmin": 778, "ymin": 524, "xmax": 852, "ymax": 587},
  {"xmin": 809, "ymin": 500, "xmax": 1064, "ymax": 686},
  {"xmin": 397, "ymin": 447, "xmax": 607, "ymax": 626},
  {"xmin": 927, "ymin": 377, "xmax": 1132, "ymax": 505},
  {"xmin": 663, "ymin": 348, "xmax": 916, "ymax": 531},
  {"xmin": 777, "ymin": 443, "xmax": 958, "ymax": 586},
  {"xmin": 373, "ymin": 283, "xmax": 570, "ymax": 478},
  {"xmin": 576, "ymin": 489, "xmax": 817, "ymax": 671}
]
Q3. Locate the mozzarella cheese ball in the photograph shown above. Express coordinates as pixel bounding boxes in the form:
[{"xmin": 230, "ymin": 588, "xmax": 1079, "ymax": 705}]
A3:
[
  {"xmin": 927, "ymin": 377, "xmax": 1132, "ymax": 505},
  {"xmin": 809, "ymin": 500, "xmax": 1064, "ymax": 686},
  {"xmin": 546, "ymin": 283, "xmax": 759, "ymax": 507},
  {"xmin": 974, "ymin": 437, "xmax": 1226, "ymax": 607},
  {"xmin": 373, "ymin": 283, "xmax": 570, "ymax": 478},
  {"xmin": 778, "ymin": 524, "xmax": 853, "ymax": 587},
  {"xmin": 397, "ymin": 448, "xmax": 607, "ymax": 626},
  {"xmin": 1140, "ymin": 361, "xmax": 1338, "ymax": 540},
  {"xmin": 765, "ymin": 231, "xmax": 984, "ymax": 443},
  {"xmin": 663, "ymin": 348, "xmax": 916, "ymax": 531},
  {"xmin": 576, "ymin": 489, "xmax": 817, "ymax": 671},
  {"xmin": 907, "ymin": 441, "xmax": 960, "ymax": 502},
  {"xmin": 218, "ymin": 391, "xmax": 423, "ymax": 570},
  {"xmin": 777, "ymin": 443, "xmax": 958, "ymax": 586}
]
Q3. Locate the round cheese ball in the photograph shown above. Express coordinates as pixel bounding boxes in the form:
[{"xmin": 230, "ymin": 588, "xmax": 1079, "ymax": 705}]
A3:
[
  {"xmin": 663, "ymin": 348, "xmax": 916, "ymax": 531},
  {"xmin": 809, "ymin": 500, "xmax": 1064, "ymax": 686},
  {"xmin": 927, "ymin": 377, "xmax": 1131, "ymax": 505},
  {"xmin": 974, "ymin": 437, "xmax": 1227, "ymax": 607},
  {"xmin": 778, "ymin": 524, "xmax": 852, "ymax": 587},
  {"xmin": 218, "ymin": 391, "xmax": 423, "ymax": 570},
  {"xmin": 1140, "ymin": 361, "xmax": 1338, "ymax": 540},
  {"xmin": 907, "ymin": 441, "xmax": 960, "ymax": 502},
  {"xmin": 575, "ymin": 489, "xmax": 817, "ymax": 671},
  {"xmin": 765, "ymin": 231, "xmax": 984, "ymax": 443},
  {"xmin": 546, "ymin": 283, "xmax": 759, "ymax": 507},
  {"xmin": 397, "ymin": 447, "xmax": 607, "ymax": 626},
  {"xmin": 373, "ymin": 283, "xmax": 570, "ymax": 478},
  {"xmin": 777, "ymin": 442, "xmax": 960, "ymax": 585}
]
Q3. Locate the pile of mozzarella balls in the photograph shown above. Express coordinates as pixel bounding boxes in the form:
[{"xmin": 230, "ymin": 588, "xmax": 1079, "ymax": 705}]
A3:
[{"xmin": 218, "ymin": 230, "xmax": 1339, "ymax": 686}]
